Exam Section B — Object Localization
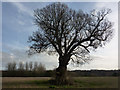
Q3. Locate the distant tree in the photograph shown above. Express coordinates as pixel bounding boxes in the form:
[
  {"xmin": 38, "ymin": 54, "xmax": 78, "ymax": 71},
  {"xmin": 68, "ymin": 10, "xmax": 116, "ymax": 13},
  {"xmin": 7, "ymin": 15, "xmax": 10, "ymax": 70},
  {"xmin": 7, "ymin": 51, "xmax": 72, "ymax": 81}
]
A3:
[
  {"xmin": 18, "ymin": 62, "xmax": 24, "ymax": 71},
  {"xmin": 28, "ymin": 3, "xmax": 113, "ymax": 85},
  {"xmin": 6, "ymin": 62, "xmax": 11, "ymax": 71},
  {"xmin": 12, "ymin": 62, "xmax": 17, "ymax": 71},
  {"xmin": 33, "ymin": 62, "xmax": 38, "ymax": 71},
  {"xmin": 37, "ymin": 62, "xmax": 46, "ymax": 72},
  {"xmin": 29, "ymin": 62, "xmax": 33, "ymax": 71},
  {"xmin": 25, "ymin": 62, "xmax": 29, "ymax": 71},
  {"xmin": 6, "ymin": 62, "xmax": 17, "ymax": 71}
]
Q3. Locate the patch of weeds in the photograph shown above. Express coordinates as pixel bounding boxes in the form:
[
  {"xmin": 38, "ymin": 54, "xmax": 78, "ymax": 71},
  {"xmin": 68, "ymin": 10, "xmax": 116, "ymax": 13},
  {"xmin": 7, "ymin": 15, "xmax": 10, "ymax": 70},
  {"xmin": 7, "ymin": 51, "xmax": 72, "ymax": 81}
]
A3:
[
  {"xmin": 49, "ymin": 85, "xmax": 57, "ymax": 88},
  {"xmin": 61, "ymin": 85, "xmax": 75, "ymax": 88},
  {"xmin": 49, "ymin": 85, "xmax": 76, "ymax": 88}
]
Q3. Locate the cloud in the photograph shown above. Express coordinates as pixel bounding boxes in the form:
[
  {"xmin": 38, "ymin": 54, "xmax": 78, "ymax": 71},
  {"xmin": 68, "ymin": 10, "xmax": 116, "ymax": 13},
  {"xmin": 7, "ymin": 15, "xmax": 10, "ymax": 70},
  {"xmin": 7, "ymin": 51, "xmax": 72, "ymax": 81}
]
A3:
[
  {"xmin": 1, "ymin": 52, "xmax": 15, "ymax": 69},
  {"xmin": 18, "ymin": 20, "xmax": 25, "ymax": 25},
  {"xmin": 11, "ymin": 2, "xmax": 33, "ymax": 17},
  {"xmin": 2, "ymin": 42, "xmax": 58, "ymax": 70}
]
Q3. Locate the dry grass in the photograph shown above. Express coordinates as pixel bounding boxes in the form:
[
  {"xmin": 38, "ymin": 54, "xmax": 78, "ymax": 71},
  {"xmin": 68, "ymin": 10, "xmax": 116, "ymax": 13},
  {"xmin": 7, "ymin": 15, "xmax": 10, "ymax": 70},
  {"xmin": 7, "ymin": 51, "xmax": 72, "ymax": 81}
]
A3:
[
  {"xmin": 2, "ymin": 77, "xmax": 118, "ymax": 88},
  {"xmin": 2, "ymin": 77, "xmax": 50, "ymax": 82},
  {"xmin": 2, "ymin": 77, "xmax": 51, "ymax": 88}
]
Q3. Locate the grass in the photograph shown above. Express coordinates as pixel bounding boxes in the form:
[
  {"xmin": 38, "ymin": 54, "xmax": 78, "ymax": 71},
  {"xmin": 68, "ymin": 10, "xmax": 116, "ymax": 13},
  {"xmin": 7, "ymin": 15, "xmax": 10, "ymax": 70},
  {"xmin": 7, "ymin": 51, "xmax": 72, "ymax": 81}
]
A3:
[{"xmin": 2, "ymin": 77, "xmax": 118, "ymax": 88}]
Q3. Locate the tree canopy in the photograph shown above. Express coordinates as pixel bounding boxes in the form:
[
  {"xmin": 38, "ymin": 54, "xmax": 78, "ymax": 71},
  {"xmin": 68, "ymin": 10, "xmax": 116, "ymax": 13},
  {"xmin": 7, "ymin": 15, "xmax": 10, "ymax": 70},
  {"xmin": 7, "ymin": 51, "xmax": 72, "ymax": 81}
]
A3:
[{"xmin": 28, "ymin": 2, "xmax": 113, "ymax": 65}]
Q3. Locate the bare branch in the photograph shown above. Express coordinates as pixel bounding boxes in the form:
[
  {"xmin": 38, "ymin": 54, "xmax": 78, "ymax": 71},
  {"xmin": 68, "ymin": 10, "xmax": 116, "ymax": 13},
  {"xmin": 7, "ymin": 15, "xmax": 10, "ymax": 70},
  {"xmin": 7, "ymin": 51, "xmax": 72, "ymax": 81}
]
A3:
[{"xmin": 28, "ymin": 2, "xmax": 113, "ymax": 66}]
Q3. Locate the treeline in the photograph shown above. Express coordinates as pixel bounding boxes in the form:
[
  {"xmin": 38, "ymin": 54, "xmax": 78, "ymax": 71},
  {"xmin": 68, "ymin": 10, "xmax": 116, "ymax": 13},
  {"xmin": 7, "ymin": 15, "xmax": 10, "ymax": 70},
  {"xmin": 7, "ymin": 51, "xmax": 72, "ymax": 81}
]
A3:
[
  {"xmin": 69, "ymin": 70, "xmax": 119, "ymax": 77},
  {"xmin": 2, "ymin": 70, "xmax": 119, "ymax": 77},
  {"xmin": 2, "ymin": 70, "xmax": 54, "ymax": 77},
  {"xmin": 2, "ymin": 62, "xmax": 119, "ymax": 77},
  {"xmin": 5, "ymin": 61, "xmax": 46, "ymax": 72},
  {"xmin": 3, "ymin": 62, "xmax": 53, "ymax": 77}
]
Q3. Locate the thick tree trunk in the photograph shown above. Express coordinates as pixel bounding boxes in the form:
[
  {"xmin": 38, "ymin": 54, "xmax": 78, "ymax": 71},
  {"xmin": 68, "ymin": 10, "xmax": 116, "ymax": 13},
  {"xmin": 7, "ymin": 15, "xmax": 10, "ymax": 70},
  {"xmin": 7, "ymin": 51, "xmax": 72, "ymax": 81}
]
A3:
[
  {"xmin": 55, "ymin": 56, "xmax": 70, "ymax": 85},
  {"xmin": 55, "ymin": 65, "xmax": 67, "ymax": 85}
]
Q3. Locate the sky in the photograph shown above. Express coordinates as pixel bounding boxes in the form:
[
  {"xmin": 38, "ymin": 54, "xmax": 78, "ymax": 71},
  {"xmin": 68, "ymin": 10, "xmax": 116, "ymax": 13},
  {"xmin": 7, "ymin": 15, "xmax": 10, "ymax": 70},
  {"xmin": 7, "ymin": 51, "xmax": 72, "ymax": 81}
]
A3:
[{"xmin": 1, "ymin": 1, "xmax": 118, "ymax": 70}]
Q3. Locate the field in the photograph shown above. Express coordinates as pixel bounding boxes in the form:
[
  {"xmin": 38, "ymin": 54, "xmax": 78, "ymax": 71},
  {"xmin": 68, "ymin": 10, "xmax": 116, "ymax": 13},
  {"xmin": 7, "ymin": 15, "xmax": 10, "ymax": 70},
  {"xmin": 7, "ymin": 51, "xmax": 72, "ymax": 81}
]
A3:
[{"xmin": 2, "ymin": 77, "xmax": 118, "ymax": 88}]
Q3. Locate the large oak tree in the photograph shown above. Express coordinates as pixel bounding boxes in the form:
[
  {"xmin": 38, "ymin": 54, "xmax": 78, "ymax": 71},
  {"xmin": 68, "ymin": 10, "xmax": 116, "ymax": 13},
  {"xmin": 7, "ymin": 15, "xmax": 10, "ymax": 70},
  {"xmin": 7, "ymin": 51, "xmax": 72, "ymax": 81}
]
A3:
[{"xmin": 28, "ymin": 2, "xmax": 113, "ymax": 85}]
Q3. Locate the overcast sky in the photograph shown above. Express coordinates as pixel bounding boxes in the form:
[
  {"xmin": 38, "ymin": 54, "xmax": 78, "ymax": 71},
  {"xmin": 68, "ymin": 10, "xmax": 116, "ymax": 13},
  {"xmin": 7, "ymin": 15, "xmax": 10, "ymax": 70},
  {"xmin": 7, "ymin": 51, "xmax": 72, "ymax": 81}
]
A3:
[{"xmin": 1, "ymin": 1, "xmax": 118, "ymax": 70}]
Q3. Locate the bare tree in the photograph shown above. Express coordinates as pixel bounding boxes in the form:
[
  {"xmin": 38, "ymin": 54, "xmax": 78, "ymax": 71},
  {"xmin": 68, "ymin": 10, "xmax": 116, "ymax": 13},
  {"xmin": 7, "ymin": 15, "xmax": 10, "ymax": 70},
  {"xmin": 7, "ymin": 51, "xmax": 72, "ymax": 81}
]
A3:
[
  {"xmin": 29, "ymin": 61, "xmax": 33, "ymax": 71},
  {"xmin": 25, "ymin": 62, "xmax": 29, "ymax": 71},
  {"xmin": 37, "ymin": 62, "xmax": 46, "ymax": 72},
  {"xmin": 12, "ymin": 62, "xmax": 17, "ymax": 71},
  {"xmin": 6, "ymin": 62, "xmax": 11, "ymax": 71},
  {"xmin": 33, "ymin": 62, "xmax": 38, "ymax": 71},
  {"xmin": 6, "ymin": 62, "xmax": 17, "ymax": 71},
  {"xmin": 28, "ymin": 3, "xmax": 113, "ymax": 85},
  {"xmin": 18, "ymin": 62, "xmax": 24, "ymax": 71}
]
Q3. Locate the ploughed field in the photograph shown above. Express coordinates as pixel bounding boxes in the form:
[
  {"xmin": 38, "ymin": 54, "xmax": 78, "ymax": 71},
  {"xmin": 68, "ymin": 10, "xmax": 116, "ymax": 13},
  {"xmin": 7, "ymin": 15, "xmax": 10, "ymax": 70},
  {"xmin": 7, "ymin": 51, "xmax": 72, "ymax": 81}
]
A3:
[{"xmin": 2, "ymin": 77, "xmax": 118, "ymax": 88}]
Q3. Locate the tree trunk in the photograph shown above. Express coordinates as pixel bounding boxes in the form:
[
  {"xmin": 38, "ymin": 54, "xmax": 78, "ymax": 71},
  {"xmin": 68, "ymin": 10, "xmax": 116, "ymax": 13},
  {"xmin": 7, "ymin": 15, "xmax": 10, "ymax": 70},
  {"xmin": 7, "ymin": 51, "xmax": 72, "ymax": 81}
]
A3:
[
  {"xmin": 55, "ymin": 65, "xmax": 67, "ymax": 85},
  {"xmin": 55, "ymin": 56, "xmax": 69, "ymax": 85}
]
